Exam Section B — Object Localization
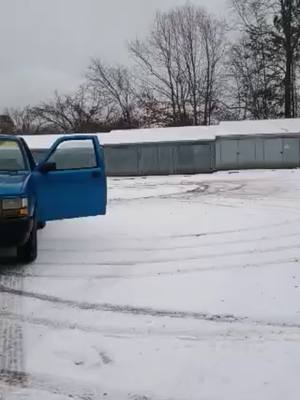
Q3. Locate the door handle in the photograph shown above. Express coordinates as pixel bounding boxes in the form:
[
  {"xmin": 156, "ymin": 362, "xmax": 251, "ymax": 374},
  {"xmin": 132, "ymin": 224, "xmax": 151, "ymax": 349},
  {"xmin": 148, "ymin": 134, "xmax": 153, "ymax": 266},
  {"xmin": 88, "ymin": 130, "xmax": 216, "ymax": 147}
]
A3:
[{"xmin": 92, "ymin": 170, "xmax": 101, "ymax": 178}]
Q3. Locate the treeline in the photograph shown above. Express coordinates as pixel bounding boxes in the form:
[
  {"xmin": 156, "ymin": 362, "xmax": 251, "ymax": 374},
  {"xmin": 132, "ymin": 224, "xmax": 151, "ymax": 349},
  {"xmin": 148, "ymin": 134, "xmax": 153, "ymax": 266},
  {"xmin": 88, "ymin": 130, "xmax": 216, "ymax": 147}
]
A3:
[{"xmin": 5, "ymin": 0, "xmax": 300, "ymax": 134}]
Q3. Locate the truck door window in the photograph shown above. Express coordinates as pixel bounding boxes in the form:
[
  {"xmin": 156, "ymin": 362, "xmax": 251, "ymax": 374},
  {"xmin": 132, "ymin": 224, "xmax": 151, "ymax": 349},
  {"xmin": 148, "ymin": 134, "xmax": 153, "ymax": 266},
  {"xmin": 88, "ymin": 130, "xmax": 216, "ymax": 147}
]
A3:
[
  {"xmin": 0, "ymin": 140, "xmax": 26, "ymax": 171},
  {"xmin": 48, "ymin": 139, "xmax": 97, "ymax": 170}
]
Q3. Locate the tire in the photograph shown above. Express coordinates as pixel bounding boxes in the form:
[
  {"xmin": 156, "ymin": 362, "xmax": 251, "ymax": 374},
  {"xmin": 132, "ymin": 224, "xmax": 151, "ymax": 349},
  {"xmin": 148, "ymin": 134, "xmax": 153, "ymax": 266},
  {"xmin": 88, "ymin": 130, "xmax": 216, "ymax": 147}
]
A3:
[
  {"xmin": 17, "ymin": 220, "xmax": 38, "ymax": 263},
  {"xmin": 37, "ymin": 221, "xmax": 46, "ymax": 230}
]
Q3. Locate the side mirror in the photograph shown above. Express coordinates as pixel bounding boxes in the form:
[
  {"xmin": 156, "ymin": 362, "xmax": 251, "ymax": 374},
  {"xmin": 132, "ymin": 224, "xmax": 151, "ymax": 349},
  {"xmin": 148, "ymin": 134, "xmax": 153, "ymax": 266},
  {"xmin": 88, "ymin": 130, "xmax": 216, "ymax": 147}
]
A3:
[{"xmin": 38, "ymin": 162, "xmax": 57, "ymax": 173}]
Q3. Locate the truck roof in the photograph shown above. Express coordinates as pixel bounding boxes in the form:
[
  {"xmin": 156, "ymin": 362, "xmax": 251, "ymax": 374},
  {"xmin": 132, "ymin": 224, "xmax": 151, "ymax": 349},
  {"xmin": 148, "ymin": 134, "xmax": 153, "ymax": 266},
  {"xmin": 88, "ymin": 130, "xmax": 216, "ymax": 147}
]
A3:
[{"xmin": 0, "ymin": 134, "xmax": 23, "ymax": 142}]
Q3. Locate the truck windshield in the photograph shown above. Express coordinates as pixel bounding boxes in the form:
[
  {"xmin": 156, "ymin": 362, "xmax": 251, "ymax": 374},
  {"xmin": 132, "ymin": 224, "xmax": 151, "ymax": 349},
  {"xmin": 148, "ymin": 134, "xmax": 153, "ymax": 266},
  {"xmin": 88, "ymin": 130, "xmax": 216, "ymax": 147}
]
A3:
[{"xmin": 0, "ymin": 140, "xmax": 26, "ymax": 171}]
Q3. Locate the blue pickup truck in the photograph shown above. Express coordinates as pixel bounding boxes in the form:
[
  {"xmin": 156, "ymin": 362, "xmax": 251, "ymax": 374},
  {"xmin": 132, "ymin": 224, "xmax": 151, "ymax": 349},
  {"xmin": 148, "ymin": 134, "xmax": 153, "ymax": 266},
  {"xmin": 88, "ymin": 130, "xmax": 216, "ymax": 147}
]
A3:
[{"xmin": 0, "ymin": 135, "xmax": 107, "ymax": 263}]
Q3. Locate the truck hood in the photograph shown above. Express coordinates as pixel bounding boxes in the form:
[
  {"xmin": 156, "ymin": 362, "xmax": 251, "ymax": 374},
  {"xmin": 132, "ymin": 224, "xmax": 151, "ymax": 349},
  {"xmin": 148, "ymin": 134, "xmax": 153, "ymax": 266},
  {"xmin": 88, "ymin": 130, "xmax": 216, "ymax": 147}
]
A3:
[{"xmin": 0, "ymin": 172, "xmax": 31, "ymax": 197}]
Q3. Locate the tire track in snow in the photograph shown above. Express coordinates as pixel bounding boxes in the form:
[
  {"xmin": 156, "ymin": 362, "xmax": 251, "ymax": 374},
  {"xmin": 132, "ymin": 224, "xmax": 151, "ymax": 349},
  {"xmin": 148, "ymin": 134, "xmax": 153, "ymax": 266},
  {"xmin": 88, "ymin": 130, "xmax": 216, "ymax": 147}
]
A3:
[
  {"xmin": 110, "ymin": 180, "xmax": 244, "ymax": 203},
  {"xmin": 1, "ymin": 256, "xmax": 299, "ymax": 281},
  {"xmin": 42, "ymin": 216, "xmax": 299, "ymax": 245},
  {"xmin": 0, "ymin": 370, "xmax": 108, "ymax": 400},
  {"xmin": 0, "ymin": 273, "xmax": 26, "ymax": 387},
  {"xmin": 0, "ymin": 369, "xmax": 157, "ymax": 400},
  {"xmin": 1, "ymin": 284, "xmax": 300, "ymax": 330},
  {"xmin": 0, "ymin": 283, "xmax": 241, "ymax": 323},
  {"xmin": 31, "ymin": 241, "xmax": 300, "ymax": 267},
  {"xmin": 170, "ymin": 218, "xmax": 299, "ymax": 239},
  {"xmin": 2, "ymin": 310, "xmax": 300, "ymax": 342},
  {"xmin": 110, "ymin": 181, "xmax": 211, "ymax": 203},
  {"xmin": 38, "ymin": 227, "xmax": 300, "ymax": 255}
]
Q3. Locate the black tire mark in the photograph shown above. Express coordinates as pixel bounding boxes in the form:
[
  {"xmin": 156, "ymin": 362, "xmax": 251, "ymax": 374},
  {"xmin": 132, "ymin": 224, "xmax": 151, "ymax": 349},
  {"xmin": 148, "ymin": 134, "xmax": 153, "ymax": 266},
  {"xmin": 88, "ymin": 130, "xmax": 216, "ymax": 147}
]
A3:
[
  {"xmin": 109, "ymin": 177, "xmax": 285, "ymax": 205},
  {"xmin": 0, "ymin": 284, "xmax": 241, "ymax": 323},
  {"xmin": 170, "ymin": 183, "xmax": 245, "ymax": 202},
  {"xmin": 2, "ymin": 310, "xmax": 300, "ymax": 342},
  {"xmin": 38, "ymin": 227, "xmax": 300, "ymax": 255},
  {"xmin": 0, "ymin": 311, "xmax": 98, "ymax": 334},
  {"xmin": 0, "ymin": 369, "xmax": 158, "ymax": 400},
  {"xmin": 169, "ymin": 218, "xmax": 298, "ymax": 240},
  {"xmin": 1, "ymin": 257, "xmax": 298, "ymax": 281},
  {"xmin": 2, "ymin": 285, "xmax": 300, "ymax": 330},
  {"xmin": 115, "ymin": 179, "xmax": 253, "ymax": 203},
  {"xmin": 0, "ymin": 369, "xmax": 26, "ymax": 386},
  {"xmin": 42, "ymin": 217, "xmax": 300, "ymax": 246},
  {"xmin": 109, "ymin": 182, "xmax": 208, "ymax": 203},
  {"xmin": 0, "ymin": 275, "xmax": 26, "ymax": 387},
  {"xmin": 0, "ymin": 310, "xmax": 238, "ymax": 337},
  {"xmin": 32, "ymin": 241, "xmax": 300, "ymax": 267},
  {"xmin": 0, "ymin": 370, "xmax": 102, "ymax": 399}
]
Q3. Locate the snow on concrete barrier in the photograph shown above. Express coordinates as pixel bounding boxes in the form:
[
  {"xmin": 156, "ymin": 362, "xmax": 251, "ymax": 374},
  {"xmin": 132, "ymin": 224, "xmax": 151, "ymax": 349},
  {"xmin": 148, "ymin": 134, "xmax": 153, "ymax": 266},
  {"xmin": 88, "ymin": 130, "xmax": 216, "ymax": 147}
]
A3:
[{"xmin": 22, "ymin": 118, "xmax": 300, "ymax": 175}]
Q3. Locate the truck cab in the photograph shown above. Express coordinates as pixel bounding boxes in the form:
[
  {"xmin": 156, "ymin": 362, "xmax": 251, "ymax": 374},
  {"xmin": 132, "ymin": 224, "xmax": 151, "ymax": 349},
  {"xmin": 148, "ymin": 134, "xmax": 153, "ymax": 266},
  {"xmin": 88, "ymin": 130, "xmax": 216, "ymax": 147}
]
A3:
[{"xmin": 0, "ymin": 135, "xmax": 107, "ymax": 263}]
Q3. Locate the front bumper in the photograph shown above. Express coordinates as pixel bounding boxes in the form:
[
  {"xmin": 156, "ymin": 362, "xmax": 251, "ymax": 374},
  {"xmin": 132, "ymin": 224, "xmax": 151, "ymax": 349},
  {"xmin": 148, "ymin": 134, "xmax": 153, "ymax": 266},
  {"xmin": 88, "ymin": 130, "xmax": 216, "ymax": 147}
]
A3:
[{"xmin": 0, "ymin": 217, "xmax": 33, "ymax": 247}]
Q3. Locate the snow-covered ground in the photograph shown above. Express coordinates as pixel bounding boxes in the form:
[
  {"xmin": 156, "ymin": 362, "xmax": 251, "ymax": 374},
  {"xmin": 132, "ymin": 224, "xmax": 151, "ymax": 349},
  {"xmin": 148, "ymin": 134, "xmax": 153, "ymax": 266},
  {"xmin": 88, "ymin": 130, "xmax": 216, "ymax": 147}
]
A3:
[{"xmin": 1, "ymin": 170, "xmax": 300, "ymax": 399}]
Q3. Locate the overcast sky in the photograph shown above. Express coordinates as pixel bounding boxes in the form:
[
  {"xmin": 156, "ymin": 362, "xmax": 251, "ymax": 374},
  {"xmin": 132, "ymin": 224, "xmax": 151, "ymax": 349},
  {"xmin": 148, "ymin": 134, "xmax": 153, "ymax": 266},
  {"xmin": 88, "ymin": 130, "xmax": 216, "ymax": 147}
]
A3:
[{"xmin": 0, "ymin": 0, "xmax": 228, "ymax": 111}]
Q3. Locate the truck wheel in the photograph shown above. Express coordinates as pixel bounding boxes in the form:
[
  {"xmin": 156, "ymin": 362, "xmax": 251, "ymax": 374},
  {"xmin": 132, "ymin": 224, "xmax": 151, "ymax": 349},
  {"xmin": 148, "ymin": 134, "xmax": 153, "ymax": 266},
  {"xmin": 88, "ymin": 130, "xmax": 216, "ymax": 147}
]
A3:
[
  {"xmin": 17, "ymin": 221, "xmax": 38, "ymax": 263},
  {"xmin": 37, "ymin": 221, "xmax": 46, "ymax": 230}
]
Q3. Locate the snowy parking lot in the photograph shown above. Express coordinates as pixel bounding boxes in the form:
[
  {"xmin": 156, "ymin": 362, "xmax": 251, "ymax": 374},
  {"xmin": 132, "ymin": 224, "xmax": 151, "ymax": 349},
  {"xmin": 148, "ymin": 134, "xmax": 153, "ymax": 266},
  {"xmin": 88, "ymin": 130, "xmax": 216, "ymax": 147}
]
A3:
[{"xmin": 1, "ymin": 170, "xmax": 300, "ymax": 399}]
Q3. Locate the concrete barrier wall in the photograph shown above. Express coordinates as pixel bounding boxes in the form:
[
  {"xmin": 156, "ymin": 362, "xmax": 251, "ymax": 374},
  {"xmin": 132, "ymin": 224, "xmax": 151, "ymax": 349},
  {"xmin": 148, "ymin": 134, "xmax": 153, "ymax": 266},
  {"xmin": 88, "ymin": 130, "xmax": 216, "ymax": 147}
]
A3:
[
  {"xmin": 31, "ymin": 134, "xmax": 300, "ymax": 176},
  {"xmin": 216, "ymin": 135, "xmax": 300, "ymax": 170},
  {"xmin": 32, "ymin": 141, "xmax": 215, "ymax": 176}
]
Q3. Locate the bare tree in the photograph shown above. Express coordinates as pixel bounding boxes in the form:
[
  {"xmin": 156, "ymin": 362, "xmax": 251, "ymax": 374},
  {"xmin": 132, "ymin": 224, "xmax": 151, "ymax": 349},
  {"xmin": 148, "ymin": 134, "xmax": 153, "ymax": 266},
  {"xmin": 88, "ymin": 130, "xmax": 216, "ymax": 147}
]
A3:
[
  {"xmin": 200, "ymin": 12, "xmax": 226, "ymax": 124},
  {"xmin": 0, "ymin": 114, "xmax": 15, "ymax": 134},
  {"xmin": 227, "ymin": 32, "xmax": 283, "ymax": 119},
  {"xmin": 231, "ymin": 0, "xmax": 300, "ymax": 118},
  {"xmin": 86, "ymin": 60, "xmax": 139, "ymax": 129},
  {"xmin": 129, "ymin": 4, "xmax": 226, "ymax": 126},
  {"xmin": 130, "ymin": 9, "xmax": 192, "ymax": 126},
  {"xmin": 6, "ymin": 106, "xmax": 46, "ymax": 134},
  {"xmin": 34, "ymin": 86, "xmax": 114, "ymax": 133},
  {"xmin": 273, "ymin": 0, "xmax": 300, "ymax": 117}
]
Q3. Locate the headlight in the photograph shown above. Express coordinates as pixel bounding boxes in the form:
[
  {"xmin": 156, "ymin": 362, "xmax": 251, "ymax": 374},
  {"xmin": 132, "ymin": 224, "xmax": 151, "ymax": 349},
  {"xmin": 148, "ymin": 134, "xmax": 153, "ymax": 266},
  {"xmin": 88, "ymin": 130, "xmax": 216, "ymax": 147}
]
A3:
[{"xmin": 2, "ymin": 198, "xmax": 28, "ymax": 210}]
